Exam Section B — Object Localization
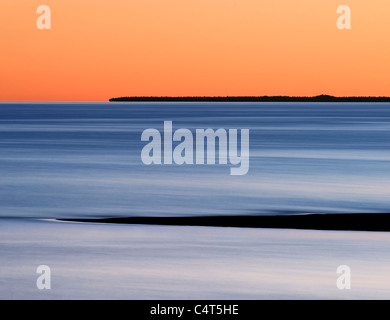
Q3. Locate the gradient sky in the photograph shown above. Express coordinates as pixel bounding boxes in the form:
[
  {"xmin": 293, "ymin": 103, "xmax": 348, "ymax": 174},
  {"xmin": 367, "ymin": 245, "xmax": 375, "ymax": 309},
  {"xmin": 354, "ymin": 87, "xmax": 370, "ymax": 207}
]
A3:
[{"xmin": 0, "ymin": 0, "xmax": 389, "ymax": 101}]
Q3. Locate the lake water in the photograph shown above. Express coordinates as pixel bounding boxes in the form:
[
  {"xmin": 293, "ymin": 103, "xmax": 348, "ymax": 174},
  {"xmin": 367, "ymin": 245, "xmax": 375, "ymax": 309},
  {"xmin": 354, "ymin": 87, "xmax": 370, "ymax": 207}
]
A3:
[
  {"xmin": 1, "ymin": 102, "xmax": 389, "ymax": 219},
  {"xmin": 1, "ymin": 102, "xmax": 390, "ymax": 299}
]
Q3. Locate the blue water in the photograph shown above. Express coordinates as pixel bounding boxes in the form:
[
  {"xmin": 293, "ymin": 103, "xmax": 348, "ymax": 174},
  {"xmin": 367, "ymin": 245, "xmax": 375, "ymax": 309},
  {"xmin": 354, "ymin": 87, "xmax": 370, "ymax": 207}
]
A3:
[{"xmin": 1, "ymin": 102, "xmax": 389, "ymax": 219}]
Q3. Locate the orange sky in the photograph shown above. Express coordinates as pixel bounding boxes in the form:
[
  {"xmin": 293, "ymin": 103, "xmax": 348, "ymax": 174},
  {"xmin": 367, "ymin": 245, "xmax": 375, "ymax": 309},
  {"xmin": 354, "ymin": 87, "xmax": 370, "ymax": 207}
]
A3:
[{"xmin": 0, "ymin": 0, "xmax": 389, "ymax": 101}]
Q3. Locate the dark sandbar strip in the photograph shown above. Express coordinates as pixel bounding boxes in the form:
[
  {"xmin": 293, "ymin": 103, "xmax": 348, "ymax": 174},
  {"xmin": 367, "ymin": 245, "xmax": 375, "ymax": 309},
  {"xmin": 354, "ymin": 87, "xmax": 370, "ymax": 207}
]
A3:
[{"xmin": 59, "ymin": 213, "xmax": 390, "ymax": 232}]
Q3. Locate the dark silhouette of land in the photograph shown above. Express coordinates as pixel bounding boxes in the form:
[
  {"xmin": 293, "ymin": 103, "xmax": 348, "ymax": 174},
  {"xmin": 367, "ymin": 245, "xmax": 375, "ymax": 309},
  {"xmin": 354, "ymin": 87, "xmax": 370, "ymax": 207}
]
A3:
[
  {"xmin": 59, "ymin": 213, "xmax": 390, "ymax": 232},
  {"xmin": 109, "ymin": 95, "xmax": 390, "ymax": 102}
]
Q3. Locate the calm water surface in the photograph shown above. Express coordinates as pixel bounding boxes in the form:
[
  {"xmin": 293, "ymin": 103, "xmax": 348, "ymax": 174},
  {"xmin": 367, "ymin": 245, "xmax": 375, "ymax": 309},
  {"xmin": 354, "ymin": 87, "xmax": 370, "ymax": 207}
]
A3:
[{"xmin": 1, "ymin": 102, "xmax": 389, "ymax": 219}]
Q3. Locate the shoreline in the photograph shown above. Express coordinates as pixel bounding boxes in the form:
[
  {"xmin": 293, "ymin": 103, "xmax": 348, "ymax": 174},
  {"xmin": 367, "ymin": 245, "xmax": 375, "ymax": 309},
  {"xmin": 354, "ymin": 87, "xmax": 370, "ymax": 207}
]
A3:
[{"xmin": 58, "ymin": 213, "xmax": 390, "ymax": 232}]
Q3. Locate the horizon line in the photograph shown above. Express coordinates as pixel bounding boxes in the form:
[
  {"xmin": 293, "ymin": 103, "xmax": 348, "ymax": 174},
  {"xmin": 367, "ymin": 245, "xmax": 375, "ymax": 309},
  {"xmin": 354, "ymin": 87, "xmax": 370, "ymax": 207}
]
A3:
[{"xmin": 2, "ymin": 94, "xmax": 390, "ymax": 103}]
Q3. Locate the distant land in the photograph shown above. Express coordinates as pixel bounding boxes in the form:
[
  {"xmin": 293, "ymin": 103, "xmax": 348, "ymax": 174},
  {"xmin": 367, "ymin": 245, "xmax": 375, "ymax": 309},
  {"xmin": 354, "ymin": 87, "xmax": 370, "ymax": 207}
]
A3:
[{"xmin": 109, "ymin": 95, "xmax": 390, "ymax": 102}]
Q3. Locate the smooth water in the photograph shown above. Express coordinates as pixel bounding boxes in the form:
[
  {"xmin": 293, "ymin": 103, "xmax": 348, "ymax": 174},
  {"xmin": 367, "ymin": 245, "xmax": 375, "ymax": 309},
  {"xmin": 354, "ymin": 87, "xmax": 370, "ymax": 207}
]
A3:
[
  {"xmin": 2, "ymin": 102, "xmax": 390, "ymax": 300},
  {"xmin": 1, "ymin": 102, "xmax": 389, "ymax": 219},
  {"xmin": 3, "ymin": 218, "xmax": 390, "ymax": 299}
]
